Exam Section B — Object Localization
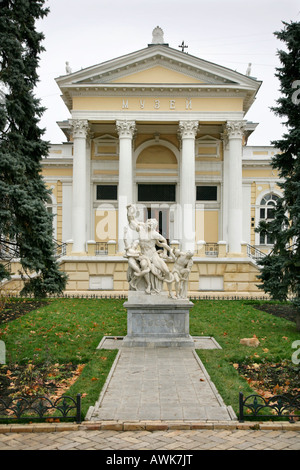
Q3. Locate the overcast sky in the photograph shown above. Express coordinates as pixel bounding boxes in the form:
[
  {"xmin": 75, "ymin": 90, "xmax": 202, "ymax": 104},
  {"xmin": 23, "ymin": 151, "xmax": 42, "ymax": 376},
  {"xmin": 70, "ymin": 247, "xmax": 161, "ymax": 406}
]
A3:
[{"xmin": 35, "ymin": 0, "xmax": 299, "ymax": 146}]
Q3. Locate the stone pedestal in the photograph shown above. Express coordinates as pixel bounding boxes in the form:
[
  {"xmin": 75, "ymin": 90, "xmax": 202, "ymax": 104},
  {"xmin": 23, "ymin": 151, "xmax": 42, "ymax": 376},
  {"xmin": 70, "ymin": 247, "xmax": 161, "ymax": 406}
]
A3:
[{"xmin": 122, "ymin": 291, "xmax": 194, "ymax": 348}]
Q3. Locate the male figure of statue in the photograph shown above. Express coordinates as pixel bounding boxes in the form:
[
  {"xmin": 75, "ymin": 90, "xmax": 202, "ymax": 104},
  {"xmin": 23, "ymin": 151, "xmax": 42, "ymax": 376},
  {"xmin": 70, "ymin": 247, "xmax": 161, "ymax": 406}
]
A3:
[{"xmin": 126, "ymin": 204, "xmax": 174, "ymax": 293}]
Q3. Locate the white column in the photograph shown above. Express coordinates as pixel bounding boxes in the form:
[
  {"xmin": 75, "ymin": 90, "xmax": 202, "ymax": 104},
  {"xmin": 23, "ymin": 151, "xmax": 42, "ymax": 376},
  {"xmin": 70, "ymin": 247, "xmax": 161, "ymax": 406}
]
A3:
[
  {"xmin": 116, "ymin": 120, "xmax": 136, "ymax": 252},
  {"xmin": 225, "ymin": 120, "xmax": 246, "ymax": 254},
  {"xmin": 70, "ymin": 119, "xmax": 89, "ymax": 253},
  {"xmin": 221, "ymin": 128, "xmax": 229, "ymax": 244},
  {"xmin": 178, "ymin": 120, "xmax": 198, "ymax": 252}
]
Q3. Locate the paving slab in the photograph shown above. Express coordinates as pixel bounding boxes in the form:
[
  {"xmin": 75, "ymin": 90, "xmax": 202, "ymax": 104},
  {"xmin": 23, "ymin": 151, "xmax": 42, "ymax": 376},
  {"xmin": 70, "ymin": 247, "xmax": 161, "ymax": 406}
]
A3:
[
  {"xmin": 1, "ymin": 427, "xmax": 300, "ymax": 450},
  {"xmin": 97, "ymin": 335, "xmax": 222, "ymax": 350},
  {"xmin": 89, "ymin": 345, "xmax": 235, "ymax": 422}
]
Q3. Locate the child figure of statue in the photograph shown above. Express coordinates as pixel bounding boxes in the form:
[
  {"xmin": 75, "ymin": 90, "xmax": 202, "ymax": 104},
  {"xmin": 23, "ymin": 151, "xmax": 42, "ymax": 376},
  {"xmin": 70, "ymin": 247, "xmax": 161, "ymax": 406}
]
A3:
[
  {"xmin": 123, "ymin": 226, "xmax": 151, "ymax": 294},
  {"xmin": 168, "ymin": 249, "xmax": 193, "ymax": 299}
]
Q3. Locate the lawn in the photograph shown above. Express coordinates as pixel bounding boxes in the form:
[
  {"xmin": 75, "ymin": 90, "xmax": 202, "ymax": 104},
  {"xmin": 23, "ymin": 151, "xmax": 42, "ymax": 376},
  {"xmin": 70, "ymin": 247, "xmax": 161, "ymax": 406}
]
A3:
[{"xmin": 0, "ymin": 297, "xmax": 299, "ymax": 420}]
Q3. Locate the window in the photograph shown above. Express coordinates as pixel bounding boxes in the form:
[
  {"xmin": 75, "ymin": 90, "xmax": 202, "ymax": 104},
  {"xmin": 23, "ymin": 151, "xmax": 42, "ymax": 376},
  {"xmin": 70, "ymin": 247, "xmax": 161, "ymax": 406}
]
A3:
[
  {"xmin": 45, "ymin": 195, "xmax": 54, "ymax": 215},
  {"xmin": 196, "ymin": 136, "xmax": 220, "ymax": 159},
  {"xmin": 196, "ymin": 186, "xmax": 217, "ymax": 201},
  {"xmin": 199, "ymin": 276, "xmax": 224, "ymax": 291},
  {"xmin": 138, "ymin": 184, "xmax": 176, "ymax": 202},
  {"xmin": 93, "ymin": 135, "xmax": 118, "ymax": 158},
  {"xmin": 96, "ymin": 185, "xmax": 117, "ymax": 201},
  {"xmin": 45, "ymin": 194, "xmax": 57, "ymax": 238},
  {"xmin": 259, "ymin": 193, "xmax": 279, "ymax": 245},
  {"xmin": 89, "ymin": 275, "xmax": 113, "ymax": 290}
]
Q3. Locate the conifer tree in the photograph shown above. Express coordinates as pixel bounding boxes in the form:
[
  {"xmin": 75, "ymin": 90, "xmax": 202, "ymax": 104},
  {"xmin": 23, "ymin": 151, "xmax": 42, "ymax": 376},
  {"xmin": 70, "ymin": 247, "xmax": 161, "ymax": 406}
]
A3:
[
  {"xmin": 0, "ymin": 0, "xmax": 67, "ymax": 296},
  {"xmin": 256, "ymin": 21, "xmax": 300, "ymax": 330}
]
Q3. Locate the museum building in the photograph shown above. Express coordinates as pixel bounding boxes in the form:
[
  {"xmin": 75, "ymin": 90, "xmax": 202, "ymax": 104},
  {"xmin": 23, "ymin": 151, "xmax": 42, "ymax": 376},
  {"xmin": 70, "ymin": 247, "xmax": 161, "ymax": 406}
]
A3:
[{"xmin": 4, "ymin": 27, "xmax": 283, "ymax": 296}]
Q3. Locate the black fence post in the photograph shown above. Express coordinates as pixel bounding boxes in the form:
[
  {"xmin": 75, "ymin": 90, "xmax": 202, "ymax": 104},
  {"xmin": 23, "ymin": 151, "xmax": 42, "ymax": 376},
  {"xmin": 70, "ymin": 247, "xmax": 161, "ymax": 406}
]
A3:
[
  {"xmin": 239, "ymin": 392, "xmax": 244, "ymax": 422},
  {"xmin": 76, "ymin": 393, "xmax": 82, "ymax": 424}
]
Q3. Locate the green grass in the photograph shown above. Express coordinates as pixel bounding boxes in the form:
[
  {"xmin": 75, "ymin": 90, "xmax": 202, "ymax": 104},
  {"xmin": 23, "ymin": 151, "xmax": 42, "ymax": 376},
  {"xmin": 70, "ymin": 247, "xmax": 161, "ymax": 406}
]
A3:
[
  {"xmin": 0, "ymin": 298, "xmax": 299, "ymax": 418},
  {"xmin": 0, "ymin": 298, "xmax": 127, "ymax": 417}
]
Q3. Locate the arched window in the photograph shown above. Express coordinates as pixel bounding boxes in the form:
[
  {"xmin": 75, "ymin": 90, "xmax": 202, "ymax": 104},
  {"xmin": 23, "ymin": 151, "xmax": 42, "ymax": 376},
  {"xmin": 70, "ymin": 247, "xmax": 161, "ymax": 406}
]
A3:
[
  {"xmin": 45, "ymin": 194, "xmax": 57, "ymax": 239},
  {"xmin": 45, "ymin": 195, "xmax": 54, "ymax": 215},
  {"xmin": 259, "ymin": 193, "xmax": 279, "ymax": 245}
]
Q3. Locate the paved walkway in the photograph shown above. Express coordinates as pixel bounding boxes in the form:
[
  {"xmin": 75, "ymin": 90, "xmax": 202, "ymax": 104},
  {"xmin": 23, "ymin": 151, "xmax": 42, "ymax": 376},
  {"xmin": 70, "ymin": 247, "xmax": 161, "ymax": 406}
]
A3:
[
  {"xmin": 0, "ymin": 426, "xmax": 300, "ymax": 450},
  {"xmin": 89, "ymin": 343, "xmax": 235, "ymax": 422}
]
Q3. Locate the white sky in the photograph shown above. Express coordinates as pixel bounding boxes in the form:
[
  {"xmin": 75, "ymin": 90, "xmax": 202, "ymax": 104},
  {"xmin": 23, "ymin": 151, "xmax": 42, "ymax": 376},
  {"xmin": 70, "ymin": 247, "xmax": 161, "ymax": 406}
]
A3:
[{"xmin": 35, "ymin": 0, "xmax": 299, "ymax": 146}]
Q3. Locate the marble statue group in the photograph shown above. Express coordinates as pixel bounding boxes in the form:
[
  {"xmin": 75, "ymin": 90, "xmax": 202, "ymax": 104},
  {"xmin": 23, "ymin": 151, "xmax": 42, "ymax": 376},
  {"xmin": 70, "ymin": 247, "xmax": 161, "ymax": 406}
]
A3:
[{"xmin": 124, "ymin": 204, "xmax": 193, "ymax": 299}]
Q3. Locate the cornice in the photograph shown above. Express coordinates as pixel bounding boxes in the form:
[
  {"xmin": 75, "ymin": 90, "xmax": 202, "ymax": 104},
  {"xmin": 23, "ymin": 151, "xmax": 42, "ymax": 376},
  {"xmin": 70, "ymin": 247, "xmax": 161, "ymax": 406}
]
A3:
[
  {"xmin": 242, "ymin": 159, "xmax": 273, "ymax": 168},
  {"xmin": 42, "ymin": 158, "xmax": 73, "ymax": 167},
  {"xmin": 66, "ymin": 84, "xmax": 251, "ymax": 96}
]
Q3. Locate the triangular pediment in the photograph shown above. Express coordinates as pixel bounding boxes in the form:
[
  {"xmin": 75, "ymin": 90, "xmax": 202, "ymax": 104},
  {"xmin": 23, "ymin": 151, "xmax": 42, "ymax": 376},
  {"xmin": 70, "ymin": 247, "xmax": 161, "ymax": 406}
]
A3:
[
  {"xmin": 72, "ymin": 56, "xmax": 238, "ymax": 86},
  {"xmin": 57, "ymin": 45, "xmax": 259, "ymax": 88},
  {"xmin": 110, "ymin": 65, "xmax": 206, "ymax": 85},
  {"xmin": 56, "ymin": 45, "xmax": 261, "ymax": 112}
]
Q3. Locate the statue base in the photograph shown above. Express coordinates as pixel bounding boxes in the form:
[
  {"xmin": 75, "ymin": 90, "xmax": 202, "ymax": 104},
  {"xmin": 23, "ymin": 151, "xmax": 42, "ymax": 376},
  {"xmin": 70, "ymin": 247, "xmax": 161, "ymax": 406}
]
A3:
[{"xmin": 122, "ymin": 291, "xmax": 195, "ymax": 348}]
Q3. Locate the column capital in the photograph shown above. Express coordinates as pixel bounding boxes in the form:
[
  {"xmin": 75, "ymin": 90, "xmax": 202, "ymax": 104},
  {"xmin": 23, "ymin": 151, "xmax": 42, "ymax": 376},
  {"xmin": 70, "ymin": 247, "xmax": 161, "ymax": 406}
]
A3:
[
  {"xmin": 178, "ymin": 120, "xmax": 199, "ymax": 139},
  {"xmin": 69, "ymin": 119, "xmax": 89, "ymax": 138},
  {"xmin": 116, "ymin": 120, "xmax": 136, "ymax": 138},
  {"xmin": 224, "ymin": 120, "xmax": 246, "ymax": 139}
]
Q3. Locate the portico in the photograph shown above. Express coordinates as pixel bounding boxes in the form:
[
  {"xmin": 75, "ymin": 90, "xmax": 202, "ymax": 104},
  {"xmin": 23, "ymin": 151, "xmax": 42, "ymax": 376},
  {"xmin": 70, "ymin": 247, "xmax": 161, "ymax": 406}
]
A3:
[{"xmin": 67, "ymin": 115, "xmax": 248, "ymax": 258}]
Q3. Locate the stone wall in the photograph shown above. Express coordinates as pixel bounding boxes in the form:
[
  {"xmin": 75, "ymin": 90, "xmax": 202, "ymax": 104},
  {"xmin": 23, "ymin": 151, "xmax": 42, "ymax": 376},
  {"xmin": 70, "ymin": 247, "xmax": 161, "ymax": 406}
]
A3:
[
  {"xmin": 1, "ymin": 258, "xmax": 262, "ymax": 296},
  {"xmin": 60, "ymin": 258, "xmax": 262, "ymax": 295}
]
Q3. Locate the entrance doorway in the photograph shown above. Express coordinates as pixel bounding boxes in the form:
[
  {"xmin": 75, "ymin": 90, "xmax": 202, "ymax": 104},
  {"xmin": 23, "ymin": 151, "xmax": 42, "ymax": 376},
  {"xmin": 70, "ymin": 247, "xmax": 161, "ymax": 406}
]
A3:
[{"xmin": 137, "ymin": 183, "xmax": 176, "ymax": 245}]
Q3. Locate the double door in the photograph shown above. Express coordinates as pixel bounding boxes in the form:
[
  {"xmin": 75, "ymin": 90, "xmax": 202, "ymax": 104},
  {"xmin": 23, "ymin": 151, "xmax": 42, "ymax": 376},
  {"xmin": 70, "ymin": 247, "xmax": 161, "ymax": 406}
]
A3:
[{"xmin": 145, "ymin": 207, "xmax": 170, "ymax": 244}]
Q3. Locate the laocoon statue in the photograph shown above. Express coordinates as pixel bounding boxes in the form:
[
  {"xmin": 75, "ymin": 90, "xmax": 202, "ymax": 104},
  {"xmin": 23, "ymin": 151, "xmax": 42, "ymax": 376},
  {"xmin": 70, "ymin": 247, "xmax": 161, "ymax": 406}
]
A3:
[{"xmin": 124, "ymin": 204, "xmax": 193, "ymax": 298}]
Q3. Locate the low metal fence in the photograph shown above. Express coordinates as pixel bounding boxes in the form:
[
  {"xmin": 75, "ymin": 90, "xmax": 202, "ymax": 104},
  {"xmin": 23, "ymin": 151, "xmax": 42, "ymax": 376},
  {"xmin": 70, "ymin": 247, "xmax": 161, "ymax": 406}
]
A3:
[
  {"xmin": 0, "ymin": 394, "xmax": 81, "ymax": 424},
  {"xmin": 239, "ymin": 392, "xmax": 300, "ymax": 423},
  {"xmin": 2, "ymin": 292, "xmax": 270, "ymax": 301}
]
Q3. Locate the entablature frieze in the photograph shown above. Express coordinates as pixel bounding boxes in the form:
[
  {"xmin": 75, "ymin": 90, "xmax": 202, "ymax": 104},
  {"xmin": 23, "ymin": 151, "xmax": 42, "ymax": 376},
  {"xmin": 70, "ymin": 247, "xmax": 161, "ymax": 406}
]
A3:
[
  {"xmin": 62, "ymin": 86, "xmax": 251, "ymax": 112},
  {"xmin": 68, "ymin": 85, "xmax": 250, "ymax": 97},
  {"xmin": 42, "ymin": 159, "xmax": 73, "ymax": 167},
  {"xmin": 71, "ymin": 110, "xmax": 244, "ymax": 123}
]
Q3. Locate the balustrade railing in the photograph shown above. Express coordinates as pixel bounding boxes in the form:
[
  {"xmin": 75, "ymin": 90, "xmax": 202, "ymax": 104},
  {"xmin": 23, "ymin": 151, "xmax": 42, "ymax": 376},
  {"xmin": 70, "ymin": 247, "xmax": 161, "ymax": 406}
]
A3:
[
  {"xmin": 54, "ymin": 240, "xmax": 67, "ymax": 257},
  {"xmin": 95, "ymin": 242, "xmax": 108, "ymax": 255},
  {"xmin": 205, "ymin": 243, "xmax": 219, "ymax": 257},
  {"xmin": 247, "ymin": 244, "xmax": 266, "ymax": 261}
]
